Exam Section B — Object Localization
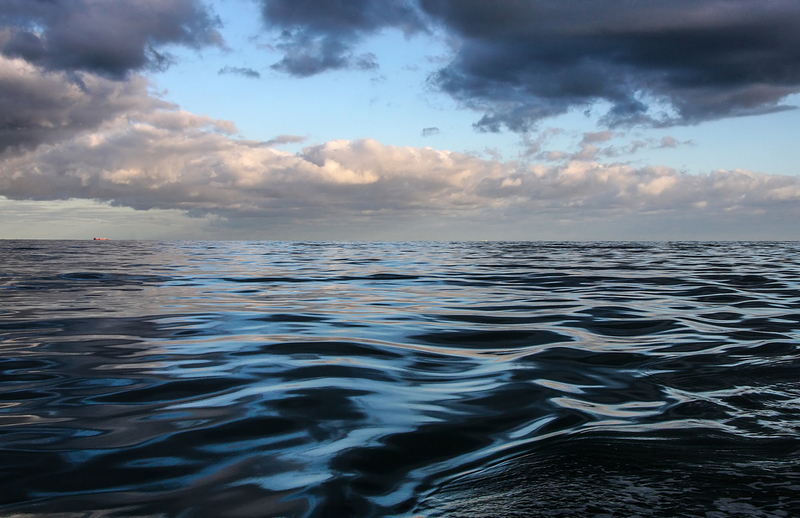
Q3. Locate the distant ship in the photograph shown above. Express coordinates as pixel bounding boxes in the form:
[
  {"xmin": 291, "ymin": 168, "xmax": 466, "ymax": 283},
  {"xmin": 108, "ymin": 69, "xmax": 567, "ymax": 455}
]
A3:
[{"xmin": 93, "ymin": 238, "xmax": 109, "ymax": 241}]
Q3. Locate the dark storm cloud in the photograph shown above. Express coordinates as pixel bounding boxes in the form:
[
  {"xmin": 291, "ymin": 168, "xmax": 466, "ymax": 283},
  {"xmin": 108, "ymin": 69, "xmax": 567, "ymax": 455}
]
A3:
[
  {"xmin": 257, "ymin": 0, "xmax": 425, "ymax": 76},
  {"xmin": 0, "ymin": 1, "xmax": 226, "ymax": 154},
  {"xmin": 259, "ymin": 0, "xmax": 800, "ymax": 129},
  {"xmin": 219, "ymin": 65, "xmax": 261, "ymax": 78},
  {"xmin": 0, "ymin": 0, "xmax": 224, "ymax": 78},
  {"xmin": 419, "ymin": 0, "xmax": 800, "ymax": 130}
]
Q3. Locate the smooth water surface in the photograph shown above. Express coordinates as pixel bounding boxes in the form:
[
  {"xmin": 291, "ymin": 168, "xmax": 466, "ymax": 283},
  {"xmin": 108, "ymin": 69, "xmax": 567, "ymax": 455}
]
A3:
[{"xmin": 1, "ymin": 241, "xmax": 799, "ymax": 517}]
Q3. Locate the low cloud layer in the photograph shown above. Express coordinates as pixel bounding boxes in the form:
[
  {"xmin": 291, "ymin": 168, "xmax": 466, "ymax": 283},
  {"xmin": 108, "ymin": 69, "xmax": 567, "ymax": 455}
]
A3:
[
  {"xmin": 1, "ymin": 61, "xmax": 798, "ymax": 227},
  {"xmin": 259, "ymin": 0, "xmax": 800, "ymax": 130}
]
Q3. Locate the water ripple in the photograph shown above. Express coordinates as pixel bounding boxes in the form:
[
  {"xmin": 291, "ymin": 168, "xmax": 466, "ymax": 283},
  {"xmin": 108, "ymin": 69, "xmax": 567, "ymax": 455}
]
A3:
[{"xmin": 1, "ymin": 240, "xmax": 799, "ymax": 517}]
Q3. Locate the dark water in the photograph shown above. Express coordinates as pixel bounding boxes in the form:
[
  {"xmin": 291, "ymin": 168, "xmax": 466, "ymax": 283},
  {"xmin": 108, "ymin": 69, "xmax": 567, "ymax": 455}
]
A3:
[{"xmin": 1, "ymin": 241, "xmax": 800, "ymax": 518}]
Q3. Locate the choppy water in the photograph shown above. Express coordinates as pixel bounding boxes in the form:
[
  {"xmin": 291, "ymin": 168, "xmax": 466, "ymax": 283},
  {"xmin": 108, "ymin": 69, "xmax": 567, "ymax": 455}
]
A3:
[{"xmin": 1, "ymin": 240, "xmax": 800, "ymax": 517}]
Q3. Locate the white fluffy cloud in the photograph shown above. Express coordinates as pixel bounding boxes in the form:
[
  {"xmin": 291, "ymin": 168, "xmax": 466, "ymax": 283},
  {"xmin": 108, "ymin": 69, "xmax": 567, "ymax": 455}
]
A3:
[
  {"xmin": 2, "ymin": 54, "xmax": 799, "ymax": 238},
  {"xmin": 3, "ymin": 110, "xmax": 799, "ymax": 219}
]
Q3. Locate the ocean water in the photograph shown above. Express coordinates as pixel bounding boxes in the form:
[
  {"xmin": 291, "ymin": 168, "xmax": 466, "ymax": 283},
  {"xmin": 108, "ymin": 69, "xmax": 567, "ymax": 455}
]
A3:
[{"xmin": 1, "ymin": 240, "xmax": 799, "ymax": 517}]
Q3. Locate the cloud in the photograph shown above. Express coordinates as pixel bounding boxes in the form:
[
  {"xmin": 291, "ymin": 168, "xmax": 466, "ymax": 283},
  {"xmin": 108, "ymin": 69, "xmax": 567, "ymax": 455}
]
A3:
[
  {"xmin": 218, "ymin": 65, "xmax": 261, "ymax": 79},
  {"xmin": 354, "ymin": 52, "xmax": 379, "ymax": 71},
  {"xmin": 0, "ymin": 0, "xmax": 224, "ymax": 78},
  {"xmin": 420, "ymin": 0, "xmax": 800, "ymax": 130},
  {"xmin": 257, "ymin": 0, "xmax": 426, "ymax": 76},
  {"xmin": 421, "ymin": 127, "xmax": 440, "ymax": 137},
  {"xmin": 519, "ymin": 127, "xmax": 564, "ymax": 158},
  {"xmin": 262, "ymin": 134, "xmax": 307, "ymax": 146},
  {"xmin": 658, "ymin": 136, "xmax": 679, "ymax": 149},
  {"xmin": 2, "ymin": 76, "xmax": 799, "ymax": 227},
  {"xmin": 474, "ymin": 163, "xmax": 800, "ymax": 217},
  {"xmin": 0, "ymin": 121, "xmax": 496, "ymax": 219},
  {"xmin": 582, "ymin": 131, "xmax": 614, "ymax": 144},
  {"xmin": 524, "ymin": 129, "xmax": 694, "ymax": 162},
  {"xmin": 0, "ymin": 55, "xmax": 171, "ymax": 153},
  {"xmin": 595, "ymin": 135, "xmax": 693, "ymax": 158},
  {"xmin": 257, "ymin": 1, "xmax": 800, "ymax": 129},
  {"xmin": 483, "ymin": 147, "xmax": 502, "ymax": 161}
]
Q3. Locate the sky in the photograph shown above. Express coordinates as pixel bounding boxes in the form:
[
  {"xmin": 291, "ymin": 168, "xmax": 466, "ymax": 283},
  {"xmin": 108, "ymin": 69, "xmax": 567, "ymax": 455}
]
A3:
[{"xmin": 1, "ymin": 0, "xmax": 800, "ymax": 241}]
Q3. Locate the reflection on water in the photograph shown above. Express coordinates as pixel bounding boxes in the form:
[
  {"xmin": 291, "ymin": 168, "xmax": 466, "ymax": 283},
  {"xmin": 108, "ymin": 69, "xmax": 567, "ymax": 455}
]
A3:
[{"xmin": 1, "ymin": 240, "xmax": 799, "ymax": 517}]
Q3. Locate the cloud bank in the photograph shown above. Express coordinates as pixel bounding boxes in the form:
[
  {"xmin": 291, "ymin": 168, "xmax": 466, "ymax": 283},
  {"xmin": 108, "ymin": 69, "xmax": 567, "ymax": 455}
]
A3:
[
  {"xmin": 260, "ymin": 0, "xmax": 800, "ymax": 130},
  {"xmin": 1, "ymin": 52, "xmax": 798, "ymax": 231}
]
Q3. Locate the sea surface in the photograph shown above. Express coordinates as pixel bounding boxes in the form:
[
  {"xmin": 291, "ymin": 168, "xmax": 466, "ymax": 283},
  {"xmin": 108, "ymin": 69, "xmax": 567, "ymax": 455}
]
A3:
[{"xmin": 1, "ymin": 240, "xmax": 800, "ymax": 517}]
